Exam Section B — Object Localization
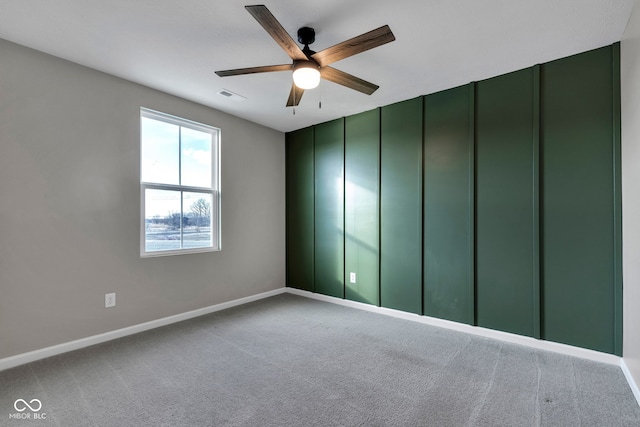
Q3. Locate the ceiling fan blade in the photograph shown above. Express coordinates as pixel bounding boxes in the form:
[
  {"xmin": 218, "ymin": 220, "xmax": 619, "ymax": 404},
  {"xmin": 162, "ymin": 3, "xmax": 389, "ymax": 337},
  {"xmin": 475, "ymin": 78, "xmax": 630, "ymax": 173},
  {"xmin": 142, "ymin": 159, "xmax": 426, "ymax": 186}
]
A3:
[
  {"xmin": 286, "ymin": 83, "xmax": 304, "ymax": 107},
  {"xmin": 320, "ymin": 67, "xmax": 379, "ymax": 95},
  {"xmin": 245, "ymin": 5, "xmax": 307, "ymax": 61},
  {"xmin": 312, "ymin": 25, "xmax": 395, "ymax": 67},
  {"xmin": 215, "ymin": 64, "xmax": 292, "ymax": 77}
]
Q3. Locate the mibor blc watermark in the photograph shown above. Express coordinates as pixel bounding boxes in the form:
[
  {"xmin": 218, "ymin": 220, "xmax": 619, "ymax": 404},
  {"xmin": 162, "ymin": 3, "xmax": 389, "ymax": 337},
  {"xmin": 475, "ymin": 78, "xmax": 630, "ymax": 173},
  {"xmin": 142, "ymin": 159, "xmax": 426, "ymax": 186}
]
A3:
[{"xmin": 9, "ymin": 399, "xmax": 46, "ymax": 420}]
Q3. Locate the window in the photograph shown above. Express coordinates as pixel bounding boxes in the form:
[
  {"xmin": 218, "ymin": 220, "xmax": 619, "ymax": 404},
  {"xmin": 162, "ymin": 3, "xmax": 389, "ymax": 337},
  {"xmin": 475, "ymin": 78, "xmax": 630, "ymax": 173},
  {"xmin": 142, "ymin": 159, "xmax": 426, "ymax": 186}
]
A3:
[{"xmin": 140, "ymin": 108, "xmax": 220, "ymax": 256}]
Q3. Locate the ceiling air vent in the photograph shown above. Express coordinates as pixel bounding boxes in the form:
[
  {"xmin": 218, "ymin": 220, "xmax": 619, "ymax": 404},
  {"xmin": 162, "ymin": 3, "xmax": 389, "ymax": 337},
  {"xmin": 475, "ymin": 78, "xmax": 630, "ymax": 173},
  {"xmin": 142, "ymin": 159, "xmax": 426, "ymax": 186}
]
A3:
[{"xmin": 217, "ymin": 89, "xmax": 247, "ymax": 102}]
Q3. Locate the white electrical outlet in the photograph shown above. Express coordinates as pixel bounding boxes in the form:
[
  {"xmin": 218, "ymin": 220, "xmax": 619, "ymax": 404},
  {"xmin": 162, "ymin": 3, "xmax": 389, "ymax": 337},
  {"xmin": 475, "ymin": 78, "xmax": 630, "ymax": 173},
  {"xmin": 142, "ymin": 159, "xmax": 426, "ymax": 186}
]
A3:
[
  {"xmin": 349, "ymin": 272, "xmax": 356, "ymax": 284},
  {"xmin": 105, "ymin": 293, "xmax": 116, "ymax": 308}
]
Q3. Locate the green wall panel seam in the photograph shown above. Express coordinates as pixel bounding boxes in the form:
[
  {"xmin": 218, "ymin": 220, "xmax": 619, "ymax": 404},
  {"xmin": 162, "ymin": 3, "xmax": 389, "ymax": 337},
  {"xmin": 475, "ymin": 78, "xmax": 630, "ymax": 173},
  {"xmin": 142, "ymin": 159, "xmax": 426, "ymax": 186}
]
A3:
[
  {"xmin": 419, "ymin": 99, "xmax": 425, "ymax": 316},
  {"xmin": 539, "ymin": 65, "xmax": 546, "ymax": 340},
  {"xmin": 613, "ymin": 42, "xmax": 623, "ymax": 356},
  {"xmin": 342, "ymin": 119, "xmax": 344, "ymax": 297},
  {"xmin": 469, "ymin": 82, "xmax": 477, "ymax": 326},
  {"xmin": 533, "ymin": 65, "xmax": 541, "ymax": 339},
  {"xmin": 472, "ymin": 81, "xmax": 479, "ymax": 327},
  {"xmin": 285, "ymin": 138, "xmax": 289, "ymax": 288},
  {"xmin": 420, "ymin": 101, "xmax": 424, "ymax": 316},
  {"xmin": 378, "ymin": 107, "xmax": 383, "ymax": 307},
  {"xmin": 312, "ymin": 126, "xmax": 316, "ymax": 293}
]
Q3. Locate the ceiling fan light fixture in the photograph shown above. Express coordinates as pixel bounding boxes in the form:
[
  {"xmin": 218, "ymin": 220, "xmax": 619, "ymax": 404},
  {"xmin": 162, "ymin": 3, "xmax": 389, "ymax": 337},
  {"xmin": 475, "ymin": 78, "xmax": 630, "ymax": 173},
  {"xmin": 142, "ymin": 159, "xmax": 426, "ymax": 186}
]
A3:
[{"xmin": 292, "ymin": 61, "xmax": 320, "ymax": 89}]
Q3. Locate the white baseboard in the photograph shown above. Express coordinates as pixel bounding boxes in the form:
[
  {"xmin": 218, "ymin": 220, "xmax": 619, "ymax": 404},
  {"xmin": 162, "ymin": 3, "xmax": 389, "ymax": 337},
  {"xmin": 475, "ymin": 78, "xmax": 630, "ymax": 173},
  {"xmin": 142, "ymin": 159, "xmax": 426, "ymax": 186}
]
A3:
[
  {"xmin": 285, "ymin": 287, "xmax": 621, "ymax": 366},
  {"xmin": 0, "ymin": 287, "xmax": 286, "ymax": 372},
  {"xmin": 621, "ymin": 359, "xmax": 640, "ymax": 407}
]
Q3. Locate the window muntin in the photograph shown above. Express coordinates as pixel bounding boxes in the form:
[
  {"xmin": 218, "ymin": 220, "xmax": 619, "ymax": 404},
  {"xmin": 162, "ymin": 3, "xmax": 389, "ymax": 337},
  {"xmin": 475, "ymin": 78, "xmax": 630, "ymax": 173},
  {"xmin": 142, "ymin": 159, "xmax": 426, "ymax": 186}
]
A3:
[{"xmin": 140, "ymin": 108, "xmax": 220, "ymax": 256}]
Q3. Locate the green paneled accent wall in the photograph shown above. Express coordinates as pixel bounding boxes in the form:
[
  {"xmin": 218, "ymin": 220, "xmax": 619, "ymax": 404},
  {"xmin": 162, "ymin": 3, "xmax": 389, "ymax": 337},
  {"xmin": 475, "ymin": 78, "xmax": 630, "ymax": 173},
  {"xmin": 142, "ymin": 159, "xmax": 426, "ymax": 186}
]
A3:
[
  {"xmin": 345, "ymin": 110, "xmax": 380, "ymax": 305},
  {"xmin": 541, "ymin": 45, "xmax": 620, "ymax": 354},
  {"xmin": 423, "ymin": 85, "xmax": 474, "ymax": 324},
  {"xmin": 380, "ymin": 98, "xmax": 423, "ymax": 314},
  {"xmin": 285, "ymin": 43, "xmax": 621, "ymax": 355},
  {"xmin": 314, "ymin": 119, "xmax": 345, "ymax": 298},
  {"xmin": 285, "ymin": 128, "xmax": 314, "ymax": 292},
  {"xmin": 475, "ymin": 68, "xmax": 537, "ymax": 337}
]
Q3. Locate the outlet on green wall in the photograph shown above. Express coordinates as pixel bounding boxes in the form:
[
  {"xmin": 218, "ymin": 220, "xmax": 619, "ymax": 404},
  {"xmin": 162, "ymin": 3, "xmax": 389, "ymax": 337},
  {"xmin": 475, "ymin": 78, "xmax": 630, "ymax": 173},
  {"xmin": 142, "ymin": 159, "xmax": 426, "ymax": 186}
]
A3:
[
  {"xmin": 345, "ymin": 110, "xmax": 380, "ymax": 305},
  {"xmin": 314, "ymin": 119, "xmax": 345, "ymax": 299}
]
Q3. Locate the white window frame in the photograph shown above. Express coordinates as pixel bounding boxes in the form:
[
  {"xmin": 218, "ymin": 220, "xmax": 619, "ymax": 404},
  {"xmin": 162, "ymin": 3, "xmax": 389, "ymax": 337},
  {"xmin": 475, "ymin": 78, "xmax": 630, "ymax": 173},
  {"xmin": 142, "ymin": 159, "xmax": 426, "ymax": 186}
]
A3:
[{"xmin": 140, "ymin": 108, "xmax": 221, "ymax": 257}]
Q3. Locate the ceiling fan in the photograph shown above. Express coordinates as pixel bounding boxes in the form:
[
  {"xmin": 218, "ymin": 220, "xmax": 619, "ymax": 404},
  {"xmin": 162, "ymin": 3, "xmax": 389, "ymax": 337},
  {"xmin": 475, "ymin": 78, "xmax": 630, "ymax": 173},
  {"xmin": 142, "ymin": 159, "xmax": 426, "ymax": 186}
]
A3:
[{"xmin": 215, "ymin": 5, "xmax": 396, "ymax": 107}]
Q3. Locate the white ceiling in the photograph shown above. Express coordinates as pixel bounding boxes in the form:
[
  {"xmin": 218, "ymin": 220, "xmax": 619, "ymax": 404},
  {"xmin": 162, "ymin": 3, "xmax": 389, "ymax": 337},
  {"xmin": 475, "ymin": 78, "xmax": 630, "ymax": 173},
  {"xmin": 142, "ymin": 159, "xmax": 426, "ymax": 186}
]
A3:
[{"xmin": 0, "ymin": 0, "xmax": 635, "ymax": 132}]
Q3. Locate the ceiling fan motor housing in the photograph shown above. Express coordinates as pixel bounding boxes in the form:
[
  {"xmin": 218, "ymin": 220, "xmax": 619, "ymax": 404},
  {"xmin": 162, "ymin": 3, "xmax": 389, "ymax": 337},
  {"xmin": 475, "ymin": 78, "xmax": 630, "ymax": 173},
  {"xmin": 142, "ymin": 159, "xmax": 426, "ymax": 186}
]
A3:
[{"xmin": 297, "ymin": 27, "xmax": 315, "ymax": 46}]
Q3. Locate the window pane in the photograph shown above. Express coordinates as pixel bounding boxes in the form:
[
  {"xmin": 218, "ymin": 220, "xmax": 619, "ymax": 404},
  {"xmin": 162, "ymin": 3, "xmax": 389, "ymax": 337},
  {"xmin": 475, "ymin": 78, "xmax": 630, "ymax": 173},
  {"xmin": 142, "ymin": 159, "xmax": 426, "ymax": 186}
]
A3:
[
  {"xmin": 183, "ymin": 192, "xmax": 212, "ymax": 249},
  {"xmin": 141, "ymin": 117, "xmax": 179, "ymax": 185},
  {"xmin": 140, "ymin": 108, "xmax": 220, "ymax": 257},
  {"xmin": 181, "ymin": 127, "xmax": 212, "ymax": 187},
  {"xmin": 145, "ymin": 189, "xmax": 181, "ymax": 252}
]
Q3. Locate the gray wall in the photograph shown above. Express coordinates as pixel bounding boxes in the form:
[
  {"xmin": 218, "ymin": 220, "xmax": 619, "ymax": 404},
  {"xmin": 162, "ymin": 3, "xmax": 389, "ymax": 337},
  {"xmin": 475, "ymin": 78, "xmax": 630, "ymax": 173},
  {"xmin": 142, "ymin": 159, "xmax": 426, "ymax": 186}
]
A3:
[
  {"xmin": 0, "ymin": 39, "xmax": 286, "ymax": 359},
  {"xmin": 622, "ymin": 0, "xmax": 640, "ymax": 391}
]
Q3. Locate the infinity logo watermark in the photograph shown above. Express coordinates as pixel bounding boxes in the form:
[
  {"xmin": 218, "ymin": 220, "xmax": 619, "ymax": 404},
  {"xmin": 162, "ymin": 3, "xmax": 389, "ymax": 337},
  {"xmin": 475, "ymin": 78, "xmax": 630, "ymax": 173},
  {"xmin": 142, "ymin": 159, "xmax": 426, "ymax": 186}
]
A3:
[
  {"xmin": 9, "ymin": 399, "xmax": 46, "ymax": 420},
  {"xmin": 14, "ymin": 399, "xmax": 42, "ymax": 412}
]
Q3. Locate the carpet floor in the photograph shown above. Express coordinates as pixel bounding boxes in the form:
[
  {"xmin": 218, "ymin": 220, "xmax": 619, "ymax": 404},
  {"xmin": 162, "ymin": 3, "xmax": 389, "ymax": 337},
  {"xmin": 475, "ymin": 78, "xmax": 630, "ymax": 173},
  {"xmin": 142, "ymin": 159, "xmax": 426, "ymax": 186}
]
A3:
[{"xmin": 1, "ymin": 293, "xmax": 639, "ymax": 426}]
